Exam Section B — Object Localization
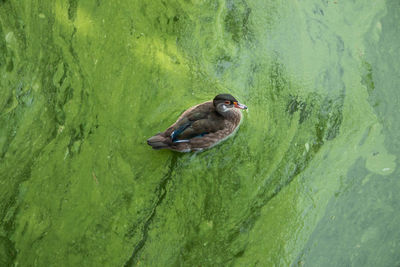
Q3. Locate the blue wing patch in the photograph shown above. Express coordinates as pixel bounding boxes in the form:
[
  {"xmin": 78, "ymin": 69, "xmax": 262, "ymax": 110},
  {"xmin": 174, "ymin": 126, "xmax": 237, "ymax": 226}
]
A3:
[
  {"xmin": 193, "ymin": 132, "xmax": 208, "ymax": 138},
  {"xmin": 171, "ymin": 122, "xmax": 191, "ymax": 142},
  {"xmin": 171, "ymin": 123, "xmax": 209, "ymax": 143}
]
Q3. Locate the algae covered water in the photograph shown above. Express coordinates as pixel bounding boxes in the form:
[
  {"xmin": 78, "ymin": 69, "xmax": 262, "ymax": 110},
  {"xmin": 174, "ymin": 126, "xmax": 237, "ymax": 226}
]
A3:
[{"xmin": 1, "ymin": 0, "xmax": 399, "ymax": 266}]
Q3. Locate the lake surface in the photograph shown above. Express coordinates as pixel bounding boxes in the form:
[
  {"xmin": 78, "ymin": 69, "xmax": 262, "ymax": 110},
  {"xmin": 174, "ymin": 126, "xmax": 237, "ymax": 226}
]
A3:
[{"xmin": 1, "ymin": 0, "xmax": 399, "ymax": 266}]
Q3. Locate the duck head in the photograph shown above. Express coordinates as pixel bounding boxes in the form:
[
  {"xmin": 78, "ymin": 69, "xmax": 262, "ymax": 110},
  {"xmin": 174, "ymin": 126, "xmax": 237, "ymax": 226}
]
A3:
[{"xmin": 213, "ymin": 94, "xmax": 247, "ymax": 115}]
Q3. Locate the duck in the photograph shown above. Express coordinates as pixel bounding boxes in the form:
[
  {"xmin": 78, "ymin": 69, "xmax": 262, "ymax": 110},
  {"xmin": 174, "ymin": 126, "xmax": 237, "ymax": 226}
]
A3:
[{"xmin": 147, "ymin": 94, "xmax": 247, "ymax": 152}]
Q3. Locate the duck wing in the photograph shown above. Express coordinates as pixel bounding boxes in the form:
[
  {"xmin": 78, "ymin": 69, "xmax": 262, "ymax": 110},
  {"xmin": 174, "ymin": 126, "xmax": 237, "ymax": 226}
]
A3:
[{"xmin": 166, "ymin": 103, "xmax": 224, "ymax": 143}]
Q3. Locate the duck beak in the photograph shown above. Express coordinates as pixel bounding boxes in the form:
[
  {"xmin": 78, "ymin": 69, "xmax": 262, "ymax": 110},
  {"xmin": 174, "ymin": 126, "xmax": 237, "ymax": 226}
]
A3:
[{"xmin": 234, "ymin": 102, "xmax": 248, "ymax": 109}]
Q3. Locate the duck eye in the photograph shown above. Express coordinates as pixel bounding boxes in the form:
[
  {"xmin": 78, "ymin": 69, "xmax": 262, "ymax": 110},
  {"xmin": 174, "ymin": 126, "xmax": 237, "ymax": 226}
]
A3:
[{"xmin": 224, "ymin": 101, "xmax": 231, "ymax": 105}]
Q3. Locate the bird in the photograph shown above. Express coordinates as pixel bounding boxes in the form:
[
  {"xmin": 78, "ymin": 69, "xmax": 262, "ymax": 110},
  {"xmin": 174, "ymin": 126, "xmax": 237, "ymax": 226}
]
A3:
[{"xmin": 147, "ymin": 94, "xmax": 247, "ymax": 152}]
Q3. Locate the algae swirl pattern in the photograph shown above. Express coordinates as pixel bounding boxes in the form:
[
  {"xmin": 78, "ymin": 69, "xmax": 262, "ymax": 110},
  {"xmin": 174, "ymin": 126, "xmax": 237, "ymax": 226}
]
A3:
[{"xmin": 1, "ymin": 0, "xmax": 399, "ymax": 266}]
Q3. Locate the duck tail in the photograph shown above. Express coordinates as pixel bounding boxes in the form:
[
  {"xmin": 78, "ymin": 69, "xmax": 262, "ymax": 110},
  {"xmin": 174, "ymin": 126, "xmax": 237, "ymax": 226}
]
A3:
[{"xmin": 147, "ymin": 134, "xmax": 170, "ymax": 150}]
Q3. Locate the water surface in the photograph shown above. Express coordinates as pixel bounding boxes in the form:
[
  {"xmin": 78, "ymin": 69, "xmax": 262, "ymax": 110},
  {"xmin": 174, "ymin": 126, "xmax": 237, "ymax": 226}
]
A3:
[{"xmin": 0, "ymin": 0, "xmax": 399, "ymax": 266}]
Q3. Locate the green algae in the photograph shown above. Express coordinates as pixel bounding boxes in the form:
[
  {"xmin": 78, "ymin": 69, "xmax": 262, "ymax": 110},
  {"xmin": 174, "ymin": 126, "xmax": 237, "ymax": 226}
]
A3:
[{"xmin": 1, "ymin": 0, "xmax": 399, "ymax": 266}]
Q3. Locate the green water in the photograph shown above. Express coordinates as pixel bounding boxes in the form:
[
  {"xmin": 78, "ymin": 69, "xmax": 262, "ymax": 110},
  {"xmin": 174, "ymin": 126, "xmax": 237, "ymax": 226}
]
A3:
[{"xmin": 1, "ymin": 0, "xmax": 399, "ymax": 266}]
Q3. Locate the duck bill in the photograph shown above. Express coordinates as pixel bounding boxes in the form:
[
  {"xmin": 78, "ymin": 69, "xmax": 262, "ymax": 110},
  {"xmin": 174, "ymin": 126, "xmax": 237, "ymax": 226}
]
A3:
[{"xmin": 234, "ymin": 102, "xmax": 248, "ymax": 109}]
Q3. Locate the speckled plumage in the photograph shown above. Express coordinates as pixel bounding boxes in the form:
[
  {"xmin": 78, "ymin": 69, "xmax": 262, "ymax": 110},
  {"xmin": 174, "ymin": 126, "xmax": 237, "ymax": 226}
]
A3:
[{"xmin": 147, "ymin": 94, "xmax": 247, "ymax": 152}]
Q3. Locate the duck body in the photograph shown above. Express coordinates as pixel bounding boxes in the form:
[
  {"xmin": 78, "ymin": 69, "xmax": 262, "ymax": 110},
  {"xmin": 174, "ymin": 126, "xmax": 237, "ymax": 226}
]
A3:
[{"xmin": 147, "ymin": 94, "xmax": 247, "ymax": 152}]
